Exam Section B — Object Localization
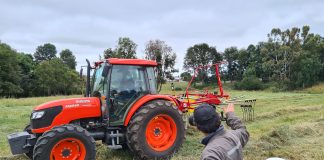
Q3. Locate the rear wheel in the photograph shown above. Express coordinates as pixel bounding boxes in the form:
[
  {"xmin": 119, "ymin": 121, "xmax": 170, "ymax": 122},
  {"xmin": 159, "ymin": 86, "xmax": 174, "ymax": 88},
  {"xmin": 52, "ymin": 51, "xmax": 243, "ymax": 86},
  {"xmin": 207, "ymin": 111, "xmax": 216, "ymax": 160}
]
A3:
[
  {"xmin": 127, "ymin": 100, "xmax": 185, "ymax": 159},
  {"xmin": 33, "ymin": 124, "xmax": 96, "ymax": 160}
]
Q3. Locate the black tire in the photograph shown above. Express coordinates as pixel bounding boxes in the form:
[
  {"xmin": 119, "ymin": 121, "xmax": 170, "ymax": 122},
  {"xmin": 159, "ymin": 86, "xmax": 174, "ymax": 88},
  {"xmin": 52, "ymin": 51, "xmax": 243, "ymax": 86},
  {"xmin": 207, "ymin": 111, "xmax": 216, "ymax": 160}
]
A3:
[
  {"xmin": 126, "ymin": 100, "xmax": 185, "ymax": 160},
  {"xmin": 33, "ymin": 124, "xmax": 96, "ymax": 160},
  {"xmin": 23, "ymin": 124, "xmax": 33, "ymax": 159}
]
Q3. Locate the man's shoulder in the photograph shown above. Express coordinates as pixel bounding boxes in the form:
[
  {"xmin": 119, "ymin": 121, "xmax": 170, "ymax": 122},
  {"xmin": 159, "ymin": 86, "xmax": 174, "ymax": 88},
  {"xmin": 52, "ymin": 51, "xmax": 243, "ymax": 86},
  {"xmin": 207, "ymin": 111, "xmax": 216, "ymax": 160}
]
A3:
[
  {"xmin": 208, "ymin": 130, "xmax": 232, "ymax": 143},
  {"xmin": 204, "ymin": 134, "xmax": 230, "ymax": 153},
  {"xmin": 204, "ymin": 131, "xmax": 240, "ymax": 151},
  {"xmin": 202, "ymin": 145, "xmax": 226, "ymax": 160}
]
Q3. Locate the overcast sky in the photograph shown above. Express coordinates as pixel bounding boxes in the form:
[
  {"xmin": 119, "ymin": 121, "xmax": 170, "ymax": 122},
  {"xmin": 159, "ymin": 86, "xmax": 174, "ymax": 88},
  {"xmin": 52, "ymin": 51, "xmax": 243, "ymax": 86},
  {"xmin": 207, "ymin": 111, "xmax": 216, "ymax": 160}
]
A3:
[{"xmin": 1, "ymin": 0, "xmax": 324, "ymax": 72}]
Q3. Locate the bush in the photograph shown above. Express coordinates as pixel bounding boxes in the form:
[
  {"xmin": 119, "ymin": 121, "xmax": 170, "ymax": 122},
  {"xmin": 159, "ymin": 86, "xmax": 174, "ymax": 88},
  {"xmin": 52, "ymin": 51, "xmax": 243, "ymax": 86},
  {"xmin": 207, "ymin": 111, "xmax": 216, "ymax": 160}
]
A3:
[
  {"xmin": 174, "ymin": 87, "xmax": 182, "ymax": 91},
  {"xmin": 234, "ymin": 76, "xmax": 263, "ymax": 90}
]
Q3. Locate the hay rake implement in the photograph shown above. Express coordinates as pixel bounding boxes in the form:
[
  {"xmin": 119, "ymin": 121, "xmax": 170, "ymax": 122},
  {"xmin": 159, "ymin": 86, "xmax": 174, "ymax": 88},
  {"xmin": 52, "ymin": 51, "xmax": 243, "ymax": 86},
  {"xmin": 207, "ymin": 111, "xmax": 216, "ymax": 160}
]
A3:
[
  {"xmin": 241, "ymin": 99, "xmax": 256, "ymax": 121},
  {"xmin": 220, "ymin": 99, "xmax": 256, "ymax": 121},
  {"xmin": 174, "ymin": 63, "xmax": 257, "ymax": 122}
]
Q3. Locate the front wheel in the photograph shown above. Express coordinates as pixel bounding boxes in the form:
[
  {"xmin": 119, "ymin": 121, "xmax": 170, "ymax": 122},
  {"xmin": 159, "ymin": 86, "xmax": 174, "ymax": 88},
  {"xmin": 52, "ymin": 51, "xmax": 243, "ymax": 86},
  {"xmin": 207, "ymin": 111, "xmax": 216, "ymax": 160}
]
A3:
[
  {"xmin": 33, "ymin": 124, "xmax": 96, "ymax": 160},
  {"xmin": 126, "ymin": 100, "xmax": 185, "ymax": 159}
]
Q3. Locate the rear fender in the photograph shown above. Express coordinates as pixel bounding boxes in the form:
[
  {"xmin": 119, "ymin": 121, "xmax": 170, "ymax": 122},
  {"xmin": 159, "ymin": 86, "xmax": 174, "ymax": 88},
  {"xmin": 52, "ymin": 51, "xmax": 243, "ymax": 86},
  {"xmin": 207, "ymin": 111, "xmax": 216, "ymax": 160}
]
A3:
[{"xmin": 123, "ymin": 94, "xmax": 179, "ymax": 126}]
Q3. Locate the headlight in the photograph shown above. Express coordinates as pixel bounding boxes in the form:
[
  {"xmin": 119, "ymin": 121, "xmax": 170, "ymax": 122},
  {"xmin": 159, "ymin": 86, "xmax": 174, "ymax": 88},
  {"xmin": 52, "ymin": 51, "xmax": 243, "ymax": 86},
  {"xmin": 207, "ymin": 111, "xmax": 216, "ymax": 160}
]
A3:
[{"xmin": 31, "ymin": 111, "xmax": 45, "ymax": 119}]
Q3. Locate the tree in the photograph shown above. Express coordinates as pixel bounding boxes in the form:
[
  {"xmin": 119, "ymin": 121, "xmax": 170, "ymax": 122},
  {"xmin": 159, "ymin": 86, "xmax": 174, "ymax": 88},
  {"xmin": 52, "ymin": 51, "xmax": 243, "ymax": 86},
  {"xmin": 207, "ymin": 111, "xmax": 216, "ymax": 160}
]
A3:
[
  {"xmin": 234, "ymin": 66, "xmax": 263, "ymax": 90},
  {"xmin": 103, "ymin": 48, "xmax": 116, "ymax": 59},
  {"xmin": 34, "ymin": 58, "xmax": 81, "ymax": 96},
  {"xmin": 237, "ymin": 49, "xmax": 248, "ymax": 80},
  {"xmin": 114, "ymin": 37, "xmax": 137, "ymax": 58},
  {"xmin": 60, "ymin": 49, "xmax": 77, "ymax": 70},
  {"xmin": 0, "ymin": 42, "xmax": 22, "ymax": 97},
  {"xmin": 252, "ymin": 25, "xmax": 324, "ymax": 89},
  {"xmin": 34, "ymin": 43, "xmax": 57, "ymax": 63},
  {"xmin": 223, "ymin": 47, "xmax": 239, "ymax": 82},
  {"xmin": 184, "ymin": 43, "xmax": 222, "ymax": 84},
  {"xmin": 180, "ymin": 72, "xmax": 191, "ymax": 81},
  {"xmin": 0, "ymin": 42, "xmax": 83, "ymax": 97},
  {"xmin": 301, "ymin": 26, "xmax": 324, "ymax": 81},
  {"xmin": 319, "ymin": 39, "xmax": 324, "ymax": 81},
  {"xmin": 145, "ymin": 39, "xmax": 177, "ymax": 91},
  {"xmin": 17, "ymin": 53, "xmax": 36, "ymax": 97},
  {"xmin": 246, "ymin": 44, "xmax": 264, "ymax": 80},
  {"xmin": 290, "ymin": 51, "xmax": 321, "ymax": 88}
]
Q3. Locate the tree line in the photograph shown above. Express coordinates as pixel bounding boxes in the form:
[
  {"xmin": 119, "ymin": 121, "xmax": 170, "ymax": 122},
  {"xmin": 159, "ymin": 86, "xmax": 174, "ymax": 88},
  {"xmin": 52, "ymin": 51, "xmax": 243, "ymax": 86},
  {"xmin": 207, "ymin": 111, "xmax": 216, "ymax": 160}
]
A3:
[
  {"xmin": 0, "ymin": 42, "xmax": 79, "ymax": 97},
  {"xmin": 0, "ymin": 37, "xmax": 178, "ymax": 97},
  {"xmin": 1, "ymin": 25, "xmax": 323, "ymax": 97}
]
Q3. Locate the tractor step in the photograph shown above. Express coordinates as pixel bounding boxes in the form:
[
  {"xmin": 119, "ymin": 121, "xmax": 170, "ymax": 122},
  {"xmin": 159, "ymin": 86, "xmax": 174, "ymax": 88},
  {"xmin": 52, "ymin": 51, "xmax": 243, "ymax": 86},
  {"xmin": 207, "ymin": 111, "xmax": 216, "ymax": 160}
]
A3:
[
  {"xmin": 106, "ymin": 130, "xmax": 124, "ymax": 150},
  {"xmin": 107, "ymin": 144, "xmax": 123, "ymax": 149}
]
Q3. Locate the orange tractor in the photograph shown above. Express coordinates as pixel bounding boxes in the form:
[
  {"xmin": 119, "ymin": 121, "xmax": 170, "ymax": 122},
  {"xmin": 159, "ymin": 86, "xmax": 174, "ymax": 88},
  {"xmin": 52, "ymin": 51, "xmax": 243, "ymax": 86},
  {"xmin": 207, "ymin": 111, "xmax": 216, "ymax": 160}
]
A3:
[{"xmin": 7, "ymin": 58, "xmax": 252, "ymax": 160}]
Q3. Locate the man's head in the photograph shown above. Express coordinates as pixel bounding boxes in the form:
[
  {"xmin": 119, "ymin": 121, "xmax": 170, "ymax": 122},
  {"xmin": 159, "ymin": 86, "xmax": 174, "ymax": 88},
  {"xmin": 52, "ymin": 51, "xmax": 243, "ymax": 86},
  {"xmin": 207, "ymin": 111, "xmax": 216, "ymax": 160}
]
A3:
[{"xmin": 191, "ymin": 104, "xmax": 221, "ymax": 134}]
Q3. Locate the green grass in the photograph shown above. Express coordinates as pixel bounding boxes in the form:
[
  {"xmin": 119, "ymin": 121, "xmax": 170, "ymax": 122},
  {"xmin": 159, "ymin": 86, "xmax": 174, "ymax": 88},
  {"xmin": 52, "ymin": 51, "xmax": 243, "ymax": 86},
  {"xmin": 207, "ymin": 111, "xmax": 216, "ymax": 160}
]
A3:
[{"xmin": 0, "ymin": 85, "xmax": 324, "ymax": 159}]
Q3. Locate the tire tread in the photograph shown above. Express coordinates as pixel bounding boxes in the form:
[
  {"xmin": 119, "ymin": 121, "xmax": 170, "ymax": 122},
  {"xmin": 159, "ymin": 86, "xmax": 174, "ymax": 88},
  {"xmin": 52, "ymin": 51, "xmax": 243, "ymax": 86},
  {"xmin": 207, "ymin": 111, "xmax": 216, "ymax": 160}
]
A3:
[
  {"xmin": 126, "ymin": 100, "xmax": 185, "ymax": 160},
  {"xmin": 33, "ymin": 124, "xmax": 95, "ymax": 160}
]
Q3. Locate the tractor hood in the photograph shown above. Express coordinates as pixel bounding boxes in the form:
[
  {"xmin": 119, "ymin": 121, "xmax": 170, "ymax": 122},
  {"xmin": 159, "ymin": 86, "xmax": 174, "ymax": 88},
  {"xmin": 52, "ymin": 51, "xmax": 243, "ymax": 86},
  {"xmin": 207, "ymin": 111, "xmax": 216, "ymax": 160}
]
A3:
[
  {"xmin": 34, "ymin": 97, "xmax": 101, "ymax": 111},
  {"xmin": 31, "ymin": 97, "xmax": 102, "ymax": 133}
]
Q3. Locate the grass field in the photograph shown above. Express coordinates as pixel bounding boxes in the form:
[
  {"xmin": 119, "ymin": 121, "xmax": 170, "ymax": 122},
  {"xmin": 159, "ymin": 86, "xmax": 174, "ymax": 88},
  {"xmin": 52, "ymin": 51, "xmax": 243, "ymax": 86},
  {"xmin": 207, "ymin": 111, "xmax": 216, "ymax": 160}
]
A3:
[{"xmin": 0, "ymin": 83, "xmax": 324, "ymax": 160}]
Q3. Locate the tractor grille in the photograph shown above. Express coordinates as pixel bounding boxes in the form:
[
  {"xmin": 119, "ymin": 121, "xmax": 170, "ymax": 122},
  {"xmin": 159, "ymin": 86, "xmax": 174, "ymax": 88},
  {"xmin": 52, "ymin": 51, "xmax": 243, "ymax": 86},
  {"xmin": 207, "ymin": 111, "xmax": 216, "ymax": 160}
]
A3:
[{"xmin": 31, "ymin": 106, "xmax": 62, "ymax": 129}]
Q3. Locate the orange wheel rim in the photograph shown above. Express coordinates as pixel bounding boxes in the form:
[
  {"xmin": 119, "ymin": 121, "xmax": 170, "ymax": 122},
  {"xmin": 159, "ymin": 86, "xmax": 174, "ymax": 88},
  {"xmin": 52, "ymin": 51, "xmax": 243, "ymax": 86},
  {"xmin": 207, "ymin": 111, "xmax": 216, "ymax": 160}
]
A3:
[
  {"xmin": 146, "ymin": 114, "xmax": 177, "ymax": 152},
  {"xmin": 50, "ymin": 138, "xmax": 86, "ymax": 160}
]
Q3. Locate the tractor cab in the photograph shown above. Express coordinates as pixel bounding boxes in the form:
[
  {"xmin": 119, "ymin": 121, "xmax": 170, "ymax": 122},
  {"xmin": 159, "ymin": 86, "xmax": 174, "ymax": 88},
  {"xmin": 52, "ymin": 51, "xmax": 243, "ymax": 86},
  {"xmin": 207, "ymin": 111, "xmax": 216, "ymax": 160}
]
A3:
[{"xmin": 89, "ymin": 59, "xmax": 158, "ymax": 125}]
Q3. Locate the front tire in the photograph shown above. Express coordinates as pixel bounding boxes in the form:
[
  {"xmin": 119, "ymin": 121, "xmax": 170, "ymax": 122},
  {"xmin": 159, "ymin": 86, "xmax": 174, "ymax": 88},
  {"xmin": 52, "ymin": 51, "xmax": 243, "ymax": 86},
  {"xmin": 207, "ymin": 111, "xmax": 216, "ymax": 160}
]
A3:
[
  {"xmin": 33, "ymin": 124, "xmax": 96, "ymax": 160},
  {"xmin": 126, "ymin": 100, "xmax": 185, "ymax": 159}
]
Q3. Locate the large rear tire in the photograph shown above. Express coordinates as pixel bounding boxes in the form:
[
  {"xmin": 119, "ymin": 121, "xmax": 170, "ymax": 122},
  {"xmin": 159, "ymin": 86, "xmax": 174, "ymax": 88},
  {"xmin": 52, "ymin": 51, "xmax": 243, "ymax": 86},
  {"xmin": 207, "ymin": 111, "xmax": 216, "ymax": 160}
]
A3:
[
  {"xmin": 33, "ymin": 124, "xmax": 96, "ymax": 160},
  {"xmin": 126, "ymin": 100, "xmax": 185, "ymax": 159}
]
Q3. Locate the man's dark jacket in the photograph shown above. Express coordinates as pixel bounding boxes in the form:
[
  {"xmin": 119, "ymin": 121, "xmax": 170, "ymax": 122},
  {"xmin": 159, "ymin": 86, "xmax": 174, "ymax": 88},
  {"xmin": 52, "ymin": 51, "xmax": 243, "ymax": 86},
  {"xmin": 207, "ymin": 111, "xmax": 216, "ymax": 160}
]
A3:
[{"xmin": 201, "ymin": 112, "xmax": 249, "ymax": 160}]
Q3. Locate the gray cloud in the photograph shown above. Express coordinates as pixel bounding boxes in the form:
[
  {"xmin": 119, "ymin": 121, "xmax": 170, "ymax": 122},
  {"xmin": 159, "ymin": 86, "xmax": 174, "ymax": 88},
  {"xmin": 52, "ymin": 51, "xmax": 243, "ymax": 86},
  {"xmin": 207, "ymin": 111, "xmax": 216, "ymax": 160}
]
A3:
[{"xmin": 1, "ymin": 0, "xmax": 324, "ymax": 72}]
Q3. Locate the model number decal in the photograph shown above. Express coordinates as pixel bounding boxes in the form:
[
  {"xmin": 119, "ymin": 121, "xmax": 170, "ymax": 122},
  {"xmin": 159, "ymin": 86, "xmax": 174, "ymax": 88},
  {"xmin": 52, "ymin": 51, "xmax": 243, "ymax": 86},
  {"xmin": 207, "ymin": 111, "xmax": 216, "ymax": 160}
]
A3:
[
  {"xmin": 76, "ymin": 100, "xmax": 91, "ymax": 103},
  {"xmin": 65, "ymin": 104, "xmax": 80, "ymax": 108}
]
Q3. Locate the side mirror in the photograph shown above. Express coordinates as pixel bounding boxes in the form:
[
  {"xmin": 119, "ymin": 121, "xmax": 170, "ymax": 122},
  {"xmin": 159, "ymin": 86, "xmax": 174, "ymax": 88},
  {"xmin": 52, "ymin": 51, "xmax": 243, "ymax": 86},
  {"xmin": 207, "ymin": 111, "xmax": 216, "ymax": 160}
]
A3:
[
  {"xmin": 80, "ymin": 68, "xmax": 83, "ymax": 78},
  {"xmin": 102, "ymin": 65, "xmax": 110, "ymax": 77}
]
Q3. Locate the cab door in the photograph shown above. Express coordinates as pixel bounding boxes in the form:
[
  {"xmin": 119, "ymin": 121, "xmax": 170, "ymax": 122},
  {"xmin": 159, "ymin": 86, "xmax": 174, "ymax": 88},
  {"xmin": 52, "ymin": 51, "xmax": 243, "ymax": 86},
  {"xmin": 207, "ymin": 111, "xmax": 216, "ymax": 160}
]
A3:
[{"xmin": 108, "ymin": 65, "xmax": 149, "ymax": 125}]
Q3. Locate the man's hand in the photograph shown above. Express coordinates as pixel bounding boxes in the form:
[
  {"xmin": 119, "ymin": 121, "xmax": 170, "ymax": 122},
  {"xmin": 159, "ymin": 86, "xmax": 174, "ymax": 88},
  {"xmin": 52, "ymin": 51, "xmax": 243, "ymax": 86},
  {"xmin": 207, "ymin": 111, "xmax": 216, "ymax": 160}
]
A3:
[{"xmin": 223, "ymin": 103, "xmax": 235, "ymax": 114}]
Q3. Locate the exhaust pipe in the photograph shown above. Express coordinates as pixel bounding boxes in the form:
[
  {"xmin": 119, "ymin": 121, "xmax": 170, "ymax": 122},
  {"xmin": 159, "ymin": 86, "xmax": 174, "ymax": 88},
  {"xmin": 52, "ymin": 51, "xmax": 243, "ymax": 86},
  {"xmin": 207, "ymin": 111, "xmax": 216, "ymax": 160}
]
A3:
[{"xmin": 86, "ymin": 59, "xmax": 91, "ymax": 97}]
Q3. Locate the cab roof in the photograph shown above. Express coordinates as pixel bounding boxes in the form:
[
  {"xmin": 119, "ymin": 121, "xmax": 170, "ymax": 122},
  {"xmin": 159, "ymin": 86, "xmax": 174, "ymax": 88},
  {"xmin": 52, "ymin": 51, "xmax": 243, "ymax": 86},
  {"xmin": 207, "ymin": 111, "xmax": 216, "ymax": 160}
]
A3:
[{"xmin": 95, "ymin": 58, "xmax": 158, "ymax": 67}]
